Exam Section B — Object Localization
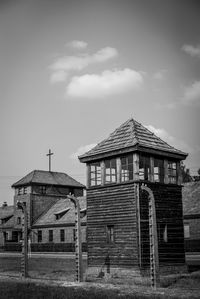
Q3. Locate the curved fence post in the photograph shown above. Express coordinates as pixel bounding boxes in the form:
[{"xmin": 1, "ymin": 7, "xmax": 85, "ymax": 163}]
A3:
[
  {"xmin": 141, "ymin": 184, "xmax": 159, "ymax": 289},
  {"xmin": 17, "ymin": 201, "xmax": 28, "ymax": 278},
  {"xmin": 67, "ymin": 194, "xmax": 83, "ymax": 282}
]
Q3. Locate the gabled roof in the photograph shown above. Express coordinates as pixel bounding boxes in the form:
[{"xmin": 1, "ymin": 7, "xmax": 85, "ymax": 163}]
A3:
[
  {"xmin": 79, "ymin": 118, "xmax": 187, "ymax": 162},
  {"xmin": 183, "ymin": 181, "xmax": 200, "ymax": 216},
  {"xmin": 12, "ymin": 170, "xmax": 85, "ymax": 188},
  {"xmin": 0, "ymin": 205, "xmax": 14, "ymax": 228},
  {"xmin": 0, "ymin": 205, "xmax": 14, "ymax": 219},
  {"xmin": 33, "ymin": 196, "xmax": 86, "ymax": 227}
]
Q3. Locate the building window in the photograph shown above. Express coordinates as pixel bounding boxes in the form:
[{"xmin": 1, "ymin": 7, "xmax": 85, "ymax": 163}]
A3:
[
  {"xmin": 90, "ymin": 162, "xmax": 101, "ymax": 186},
  {"xmin": 184, "ymin": 224, "xmax": 190, "ymax": 239},
  {"xmin": 105, "ymin": 159, "xmax": 117, "ymax": 184},
  {"xmin": 23, "ymin": 187, "xmax": 27, "ymax": 194},
  {"xmin": 158, "ymin": 224, "xmax": 168, "ymax": 243},
  {"xmin": 107, "ymin": 225, "xmax": 114, "ymax": 243},
  {"xmin": 38, "ymin": 230, "xmax": 42, "ymax": 243},
  {"xmin": 121, "ymin": 155, "xmax": 133, "ymax": 182},
  {"xmin": 18, "ymin": 188, "xmax": 22, "ymax": 195},
  {"xmin": 49, "ymin": 230, "xmax": 53, "ymax": 242},
  {"xmin": 40, "ymin": 186, "xmax": 46, "ymax": 194},
  {"xmin": 139, "ymin": 154, "xmax": 150, "ymax": 181},
  {"xmin": 154, "ymin": 158, "xmax": 164, "ymax": 183},
  {"xmin": 17, "ymin": 217, "xmax": 21, "ymax": 225},
  {"xmin": 168, "ymin": 161, "xmax": 177, "ymax": 184},
  {"xmin": 69, "ymin": 187, "xmax": 74, "ymax": 195},
  {"xmin": 60, "ymin": 229, "xmax": 65, "ymax": 242}
]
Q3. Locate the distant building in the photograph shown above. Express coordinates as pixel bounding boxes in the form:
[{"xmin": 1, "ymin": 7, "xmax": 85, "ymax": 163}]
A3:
[
  {"xmin": 0, "ymin": 170, "xmax": 86, "ymax": 251},
  {"xmin": 183, "ymin": 181, "xmax": 200, "ymax": 253},
  {"xmin": 0, "ymin": 203, "xmax": 14, "ymax": 246},
  {"xmin": 31, "ymin": 196, "xmax": 86, "ymax": 252},
  {"xmin": 79, "ymin": 118, "xmax": 188, "ymax": 278}
]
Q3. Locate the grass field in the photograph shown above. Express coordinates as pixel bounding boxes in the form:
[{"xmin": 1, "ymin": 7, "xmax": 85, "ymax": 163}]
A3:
[
  {"xmin": 0, "ymin": 256, "xmax": 87, "ymax": 281},
  {"xmin": 0, "ymin": 275, "xmax": 200, "ymax": 299},
  {"xmin": 0, "ymin": 255, "xmax": 200, "ymax": 298}
]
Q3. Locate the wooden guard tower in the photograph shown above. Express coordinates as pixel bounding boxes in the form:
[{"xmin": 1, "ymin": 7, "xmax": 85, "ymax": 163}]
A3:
[{"xmin": 79, "ymin": 118, "xmax": 188, "ymax": 278}]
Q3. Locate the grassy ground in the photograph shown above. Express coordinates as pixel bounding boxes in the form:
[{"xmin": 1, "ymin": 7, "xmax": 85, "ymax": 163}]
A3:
[
  {"xmin": 0, "ymin": 256, "xmax": 87, "ymax": 281},
  {"xmin": 0, "ymin": 274, "xmax": 200, "ymax": 299},
  {"xmin": 0, "ymin": 256, "xmax": 200, "ymax": 298}
]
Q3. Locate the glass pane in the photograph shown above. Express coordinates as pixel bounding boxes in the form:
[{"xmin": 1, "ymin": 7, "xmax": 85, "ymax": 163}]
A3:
[
  {"xmin": 90, "ymin": 162, "xmax": 101, "ymax": 186},
  {"xmin": 105, "ymin": 159, "xmax": 116, "ymax": 183},
  {"xmin": 121, "ymin": 155, "xmax": 133, "ymax": 182}
]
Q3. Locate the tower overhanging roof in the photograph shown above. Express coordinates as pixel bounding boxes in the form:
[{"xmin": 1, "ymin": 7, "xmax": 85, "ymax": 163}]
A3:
[
  {"xmin": 12, "ymin": 170, "xmax": 85, "ymax": 188},
  {"xmin": 79, "ymin": 118, "xmax": 188, "ymax": 162}
]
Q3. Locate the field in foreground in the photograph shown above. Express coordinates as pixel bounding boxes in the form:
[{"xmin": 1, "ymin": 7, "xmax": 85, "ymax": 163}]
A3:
[
  {"xmin": 0, "ymin": 273, "xmax": 200, "ymax": 299},
  {"xmin": 0, "ymin": 255, "xmax": 200, "ymax": 298},
  {"xmin": 0, "ymin": 255, "xmax": 87, "ymax": 281}
]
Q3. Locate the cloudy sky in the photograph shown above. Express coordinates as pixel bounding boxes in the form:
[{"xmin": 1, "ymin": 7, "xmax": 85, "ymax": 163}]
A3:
[{"xmin": 0, "ymin": 0, "xmax": 200, "ymax": 204}]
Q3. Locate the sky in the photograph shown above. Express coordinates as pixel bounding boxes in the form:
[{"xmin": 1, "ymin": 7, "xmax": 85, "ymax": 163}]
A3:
[{"xmin": 0, "ymin": 0, "xmax": 200, "ymax": 205}]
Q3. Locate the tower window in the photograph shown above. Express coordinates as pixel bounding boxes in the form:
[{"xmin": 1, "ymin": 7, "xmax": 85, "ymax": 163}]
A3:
[
  {"xmin": 40, "ymin": 186, "xmax": 46, "ymax": 194},
  {"xmin": 139, "ymin": 154, "xmax": 150, "ymax": 181},
  {"xmin": 18, "ymin": 188, "xmax": 22, "ymax": 195},
  {"xmin": 17, "ymin": 217, "xmax": 21, "ymax": 225},
  {"xmin": 121, "ymin": 155, "xmax": 133, "ymax": 182},
  {"xmin": 90, "ymin": 162, "xmax": 101, "ymax": 186},
  {"xmin": 154, "ymin": 158, "xmax": 164, "ymax": 183},
  {"xmin": 105, "ymin": 159, "xmax": 117, "ymax": 184},
  {"xmin": 168, "ymin": 161, "xmax": 177, "ymax": 184}
]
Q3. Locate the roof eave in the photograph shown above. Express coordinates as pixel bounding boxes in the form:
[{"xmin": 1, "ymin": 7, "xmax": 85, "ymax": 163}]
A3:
[
  {"xmin": 12, "ymin": 182, "xmax": 85, "ymax": 188},
  {"xmin": 79, "ymin": 144, "xmax": 188, "ymax": 163}
]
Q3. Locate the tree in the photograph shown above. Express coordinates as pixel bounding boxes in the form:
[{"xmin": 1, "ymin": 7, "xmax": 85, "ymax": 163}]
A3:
[{"xmin": 180, "ymin": 162, "xmax": 193, "ymax": 183}]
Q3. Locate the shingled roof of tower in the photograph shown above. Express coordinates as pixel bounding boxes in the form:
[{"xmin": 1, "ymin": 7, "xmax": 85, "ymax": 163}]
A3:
[
  {"xmin": 12, "ymin": 170, "xmax": 85, "ymax": 188},
  {"xmin": 79, "ymin": 118, "xmax": 187, "ymax": 162}
]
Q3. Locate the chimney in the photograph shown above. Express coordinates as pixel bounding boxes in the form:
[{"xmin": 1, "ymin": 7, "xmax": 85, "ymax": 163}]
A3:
[{"xmin": 2, "ymin": 202, "xmax": 8, "ymax": 208}]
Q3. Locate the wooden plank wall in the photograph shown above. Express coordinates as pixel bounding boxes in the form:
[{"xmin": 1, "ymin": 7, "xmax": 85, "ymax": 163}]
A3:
[
  {"xmin": 139, "ymin": 183, "xmax": 185, "ymax": 268},
  {"xmin": 87, "ymin": 183, "xmax": 138, "ymax": 269}
]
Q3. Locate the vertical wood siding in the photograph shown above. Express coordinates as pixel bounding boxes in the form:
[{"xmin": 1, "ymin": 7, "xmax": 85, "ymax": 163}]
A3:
[
  {"xmin": 87, "ymin": 183, "xmax": 138, "ymax": 269},
  {"xmin": 139, "ymin": 183, "xmax": 185, "ymax": 267}
]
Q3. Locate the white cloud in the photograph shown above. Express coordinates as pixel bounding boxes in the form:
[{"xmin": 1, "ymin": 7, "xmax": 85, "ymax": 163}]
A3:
[
  {"xmin": 66, "ymin": 68, "xmax": 143, "ymax": 99},
  {"xmin": 67, "ymin": 40, "xmax": 88, "ymax": 50},
  {"xmin": 182, "ymin": 44, "xmax": 200, "ymax": 58},
  {"xmin": 182, "ymin": 81, "xmax": 200, "ymax": 105},
  {"xmin": 92, "ymin": 47, "xmax": 118, "ymax": 63},
  {"xmin": 70, "ymin": 143, "xmax": 97, "ymax": 160},
  {"xmin": 50, "ymin": 70, "xmax": 68, "ymax": 84},
  {"xmin": 50, "ymin": 46, "xmax": 118, "ymax": 82},
  {"xmin": 153, "ymin": 69, "xmax": 167, "ymax": 80},
  {"xmin": 145, "ymin": 125, "xmax": 193, "ymax": 154}
]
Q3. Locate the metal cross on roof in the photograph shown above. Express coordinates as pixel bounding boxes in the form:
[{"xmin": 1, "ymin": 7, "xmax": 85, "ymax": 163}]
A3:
[{"xmin": 46, "ymin": 149, "xmax": 54, "ymax": 172}]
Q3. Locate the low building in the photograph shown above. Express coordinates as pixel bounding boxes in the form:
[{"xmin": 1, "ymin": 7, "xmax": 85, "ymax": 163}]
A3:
[
  {"xmin": 31, "ymin": 196, "xmax": 86, "ymax": 252},
  {"xmin": 0, "ymin": 202, "xmax": 15, "ymax": 248},
  {"xmin": 183, "ymin": 181, "xmax": 200, "ymax": 253},
  {"xmin": 0, "ymin": 170, "xmax": 86, "ymax": 252}
]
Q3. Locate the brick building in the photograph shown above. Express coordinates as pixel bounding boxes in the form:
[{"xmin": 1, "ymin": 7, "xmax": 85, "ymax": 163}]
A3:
[
  {"xmin": 79, "ymin": 118, "xmax": 188, "ymax": 278},
  {"xmin": 0, "ymin": 170, "xmax": 86, "ymax": 251}
]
